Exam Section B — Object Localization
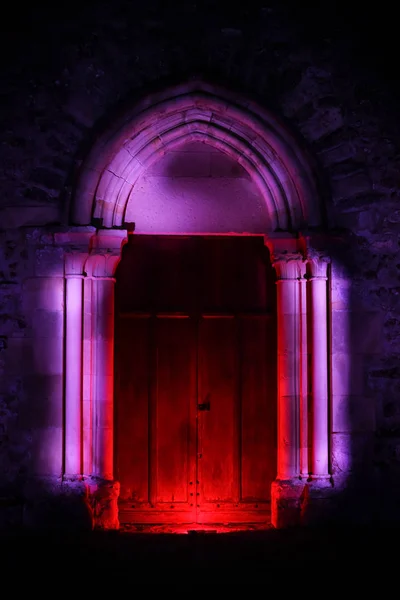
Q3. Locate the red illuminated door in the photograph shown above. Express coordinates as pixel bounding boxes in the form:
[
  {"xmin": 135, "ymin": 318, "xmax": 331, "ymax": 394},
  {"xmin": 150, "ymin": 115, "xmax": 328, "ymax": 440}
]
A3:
[
  {"xmin": 196, "ymin": 314, "xmax": 275, "ymax": 523},
  {"xmin": 116, "ymin": 312, "xmax": 275, "ymax": 525},
  {"xmin": 116, "ymin": 314, "xmax": 197, "ymax": 524},
  {"xmin": 115, "ymin": 235, "xmax": 276, "ymax": 526}
]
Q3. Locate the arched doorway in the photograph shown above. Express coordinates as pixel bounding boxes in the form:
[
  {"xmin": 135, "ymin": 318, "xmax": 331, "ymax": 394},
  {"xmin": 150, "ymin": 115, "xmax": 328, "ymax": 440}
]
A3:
[{"xmin": 64, "ymin": 80, "xmax": 332, "ymax": 529}]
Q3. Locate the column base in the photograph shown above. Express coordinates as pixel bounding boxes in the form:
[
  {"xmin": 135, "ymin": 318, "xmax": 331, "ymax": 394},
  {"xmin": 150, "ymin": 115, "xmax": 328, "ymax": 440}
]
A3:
[
  {"xmin": 0, "ymin": 476, "xmax": 121, "ymax": 531},
  {"xmin": 300, "ymin": 478, "xmax": 335, "ymax": 526},
  {"xmin": 271, "ymin": 479, "xmax": 305, "ymax": 528},
  {"xmin": 271, "ymin": 477, "xmax": 334, "ymax": 528},
  {"xmin": 85, "ymin": 478, "xmax": 120, "ymax": 530}
]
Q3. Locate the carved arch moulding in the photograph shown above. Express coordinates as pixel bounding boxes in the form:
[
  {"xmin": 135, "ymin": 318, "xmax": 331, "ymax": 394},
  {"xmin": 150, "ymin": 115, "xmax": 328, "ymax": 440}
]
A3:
[{"xmin": 56, "ymin": 81, "xmax": 339, "ymax": 529}]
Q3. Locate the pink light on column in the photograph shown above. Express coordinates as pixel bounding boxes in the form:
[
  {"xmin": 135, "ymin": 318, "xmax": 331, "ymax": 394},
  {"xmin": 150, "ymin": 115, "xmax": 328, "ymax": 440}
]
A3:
[
  {"xmin": 92, "ymin": 275, "xmax": 116, "ymax": 481},
  {"xmin": 64, "ymin": 254, "xmax": 86, "ymax": 476},
  {"xmin": 299, "ymin": 262, "xmax": 309, "ymax": 479},
  {"xmin": 85, "ymin": 243, "xmax": 125, "ymax": 482},
  {"xmin": 309, "ymin": 252, "xmax": 330, "ymax": 478},
  {"xmin": 82, "ymin": 275, "xmax": 94, "ymax": 477},
  {"xmin": 273, "ymin": 252, "xmax": 303, "ymax": 479}
]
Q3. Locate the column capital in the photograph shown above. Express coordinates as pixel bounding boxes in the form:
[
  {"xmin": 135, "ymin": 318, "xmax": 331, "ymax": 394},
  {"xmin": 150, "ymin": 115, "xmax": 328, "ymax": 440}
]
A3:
[
  {"xmin": 89, "ymin": 229, "xmax": 129, "ymax": 252},
  {"xmin": 83, "ymin": 229, "xmax": 129, "ymax": 279},
  {"xmin": 307, "ymin": 249, "xmax": 330, "ymax": 279},
  {"xmin": 65, "ymin": 252, "xmax": 89, "ymax": 277},
  {"xmin": 272, "ymin": 252, "xmax": 305, "ymax": 280},
  {"xmin": 84, "ymin": 251, "xmax": 120, "ymax": 279}
]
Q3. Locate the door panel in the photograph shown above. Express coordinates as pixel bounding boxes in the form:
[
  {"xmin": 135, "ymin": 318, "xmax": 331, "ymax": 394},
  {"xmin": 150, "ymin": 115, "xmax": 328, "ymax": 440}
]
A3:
[
  {"xmin": 117, "ymin": 314, "xmax": 196, "ymax": 523},
  {"xmin": 116, "ymin": 315, "xmax": 150, "ymax": 503},
  {"xmin": 115, "ymin": 236, "xmax": 277, "ymax": 526},
  {"xmin": 197, "ymin": 316, "xmax": 237, "ymax": 506},
  {"xmin": 154, "ymin": 316, "xmax": 196, "ymax": 505},
  {"xmin": 240, "ymin": 316, "xmax": 276, "ymax": 502}
]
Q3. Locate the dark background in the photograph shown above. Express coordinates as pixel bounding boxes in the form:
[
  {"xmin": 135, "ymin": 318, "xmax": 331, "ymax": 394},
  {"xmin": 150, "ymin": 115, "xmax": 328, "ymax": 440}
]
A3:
[{"xmin": 0, "ymin": 1, "xmax": 397, "ymax": 89}]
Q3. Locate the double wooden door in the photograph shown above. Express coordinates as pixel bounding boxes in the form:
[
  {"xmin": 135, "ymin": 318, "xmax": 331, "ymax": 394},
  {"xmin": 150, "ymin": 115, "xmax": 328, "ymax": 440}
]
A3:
[{"xmin": 114, "ymin": 235, "xmax": 277, "ymax": 525}]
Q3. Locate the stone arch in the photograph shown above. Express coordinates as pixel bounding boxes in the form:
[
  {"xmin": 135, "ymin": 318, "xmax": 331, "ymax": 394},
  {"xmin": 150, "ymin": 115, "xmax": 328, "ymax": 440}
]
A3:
[
  {"xmin": 72, "ymin": 80, "xmax": 323, "ymax": 232},
  {"xmin": 63, "ymin": 81, "xmax": 334, "ymax": 530}
]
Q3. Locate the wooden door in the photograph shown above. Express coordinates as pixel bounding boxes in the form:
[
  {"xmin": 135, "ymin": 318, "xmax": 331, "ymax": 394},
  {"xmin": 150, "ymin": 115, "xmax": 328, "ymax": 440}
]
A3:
[
  {"xmin": 115, "ymin": 314, "xmax": 197, "ymax": 523},
  {"xmin": 115, "ymin": 235, "xmax": 277, "ymax": 525},
  {"xmin": 196, "ymin": 314, "xmax": 275, "ymax": 523}
]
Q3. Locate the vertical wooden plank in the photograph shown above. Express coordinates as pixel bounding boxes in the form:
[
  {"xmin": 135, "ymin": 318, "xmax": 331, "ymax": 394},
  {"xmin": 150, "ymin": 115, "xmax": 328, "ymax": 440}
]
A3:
[
  {"xmin": 149, "ymin": 315, "xmax": 157, "ymax": 506},
  {"xmin": 154, "ymin": 316, "xmax": 196, "ymax": 505},
  {"xmin": 155, "ymin": 238, "xmax": 183, "ymax": 311},
  {"xmin": 220, "ymin": 236, "xmax": 268, "ymax": 312},
  {"xmin": 198, "ymin": 316, "xmax": 237, "ymax": 503},
  {"xmin": 116, "ymin": 236, "xmax": 155, "ymax": 313},
  {"xmin": 115, "ymin": 315, "xmax": 150, "ymax": 503},
  {"xmin": 240, "ymin": 315, "xmax": 277, "ymax": 501}
]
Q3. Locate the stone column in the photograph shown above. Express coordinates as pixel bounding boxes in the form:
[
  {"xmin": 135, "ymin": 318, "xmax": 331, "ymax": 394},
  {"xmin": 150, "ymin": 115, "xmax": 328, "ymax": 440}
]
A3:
[
  {"xmin": 92, "ymin": 271, "xmax": 116, "ymax": 481},
  {"xmin": 82, "ymin": 230, "xmax": 128, "ymax": 530},
  {"xmin": 299, "ymin": 261, "xmax": 309, "ymax": 479},
  {"xmin": 64, "ymin": 253, "xmax": 87, "ymax": 477},
  {"xmin": 82, "ymin": 275, "xmax": 93, "ymax": 477},
  {"xmin": 268, "ymin": 248, "xmax": 305, "ymax": 527},
  {"xmin": 273, "ymin": 252, "xmax": 303, "ymax": 480},
  {"xmin": 308, "ymin": 251, "xmax": 330, "ymax": 479},
  {"xmin": 83, "ymin": 253, "xmax": 119, "ymax": 529}
]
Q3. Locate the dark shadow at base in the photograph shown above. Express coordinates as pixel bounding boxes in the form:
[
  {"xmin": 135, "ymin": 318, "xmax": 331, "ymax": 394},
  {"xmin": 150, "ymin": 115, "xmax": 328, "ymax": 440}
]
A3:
[{"xmin": 1, "ymin": 524, "xmax": 398, "ymax": 578}]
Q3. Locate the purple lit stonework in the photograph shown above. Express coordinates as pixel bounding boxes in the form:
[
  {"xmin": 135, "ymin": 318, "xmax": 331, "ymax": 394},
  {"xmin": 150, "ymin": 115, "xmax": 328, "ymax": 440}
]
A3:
[{"xmin": 0, "ymin": 2, "xmax": 398, "ymax": 543}]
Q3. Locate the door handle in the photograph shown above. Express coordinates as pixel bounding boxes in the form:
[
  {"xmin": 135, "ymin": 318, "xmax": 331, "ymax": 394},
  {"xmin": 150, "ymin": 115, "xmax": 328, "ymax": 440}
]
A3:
[{"xmin": 198, "ymin": 394, "xmax": 211, "ymax": 411}]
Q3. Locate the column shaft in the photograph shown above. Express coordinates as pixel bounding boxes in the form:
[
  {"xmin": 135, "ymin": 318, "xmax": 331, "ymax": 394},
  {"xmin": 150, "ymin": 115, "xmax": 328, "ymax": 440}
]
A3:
[
  {"xmin": 275, "ymin": 257, "xmax": 302, "ymax": 479},
  {"xmin": 310, "ymin": 274, "xmax": 329, "ymax": 477},
  {"xmin": 92, "ymin": 277, "xmax": 115, "ymax": 480},
  {"xmin": 299, "ymin": 271, "xmax": 309, "ymax": 478},
  {"xmin": 65, "ymin": 275, "xmax": 83, "ymax": 475}
]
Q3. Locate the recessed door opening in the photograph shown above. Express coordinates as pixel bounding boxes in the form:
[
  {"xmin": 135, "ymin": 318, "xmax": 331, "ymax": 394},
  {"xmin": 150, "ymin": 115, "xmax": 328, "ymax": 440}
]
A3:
[{"xmin": 114, "ymin": 235, "xmax": 277, "ymax": 531}]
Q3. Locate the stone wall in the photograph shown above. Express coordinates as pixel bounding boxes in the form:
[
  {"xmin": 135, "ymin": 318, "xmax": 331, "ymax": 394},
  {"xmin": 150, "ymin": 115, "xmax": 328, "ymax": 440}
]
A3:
[
  {"xmin": 1, "ymin": 1, "xmax": 400, "ymax": 526},
  {"xmin": 0, "ymin": 229, "xmax": 64, "ymax": 525}
]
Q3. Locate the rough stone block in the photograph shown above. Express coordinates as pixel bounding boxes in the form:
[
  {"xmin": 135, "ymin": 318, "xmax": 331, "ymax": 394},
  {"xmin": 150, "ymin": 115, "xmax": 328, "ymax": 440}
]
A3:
[
  {"xmin": 86, "ymin": 479, "xmax": 120, "ymax": 530},
  {"xmin": 20, "ymin": 374, "xmax": 63, "ymax": 428},
  {"xmin": 331, "ymin": 353, "xmax": 366, "ymax": 396},
  {"xmin": 22, "ymin": 477, "xmax": 93, "ymax": 531},
  {"xmin": 300, "ymin": 481, "xmax": 337, "ymax": 525},
  {"xmin": 29, "ymin": 427, "xmax": 62, "ymax": 476},
  {"xmin": 271, "ymin": 479, "xmax": 305, "ymax": 528},
  {"xmin": 331, "ymin": 170, "xmax": 372, "ymax": 200},
  {"xmin": 33, "ymin": 336, "xmax": 63, "ymax": 375},
  {"xmin": 22, "ymin": 277, "xmax": 64, "ymax": 312},
  {"xmin": 331, "ymin": 277, "xmax": 352, "ymax": 310},
  {"xmin": 0, "ymin": 283, "xmax": 21, "ymax": 315},
  {"xmin": 35, "ymin": 247, "xmax": 64, "ymax": 277},
  {"xmin": 332, "ymin": 394, "xmax": 376, "ymax": 433},
  {"xmin": 331, "ymin": 310, "xmax": 383, "ymax": 355},
  {"xmin": 300, "ymin": 106, "xmax": 344, "ymax": 142},
  {"xmin": 331, "ymin": 310, "xmax": 351, "ymax": 354},
  {"xmin": 330, "ymin": 258, "xmax": 352, "ymax": 280},
  {"xmin": 3, "ymin": 338, "xmax": 34, "ymax": 375},
  {"xmin": 282, "ymin": 67, "xmax": 333, "ymax": 118},
  {"xmin": 0, "ymin": 206, "xmax": 61, "ymax": 230},
  {"xmin": 331, "ymin": 432, "xmax": 374, "ymax": 474},
  {"xmin": 318, "ymin": 142, "xmax": 355, "ymax": 166},
  {"xmin": 0, "ymin": 312, "xmax": 32, "ymax": 338},
  {"xmin": 32, "ymin": 309, "xmax": 64, "ymax": 339}
]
